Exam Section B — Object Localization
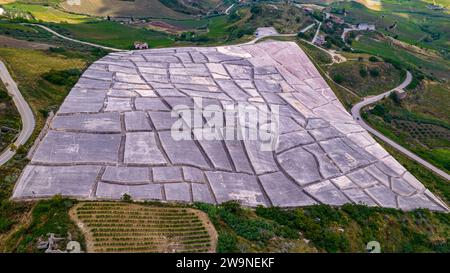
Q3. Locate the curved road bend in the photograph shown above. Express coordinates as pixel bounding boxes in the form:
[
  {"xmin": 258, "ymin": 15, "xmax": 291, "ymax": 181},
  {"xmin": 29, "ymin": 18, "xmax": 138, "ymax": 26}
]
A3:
[
  {"xmin": 351, "ymin": 71, "xmax": 450, "ymax": 181},
  {"xmin": 0, "ymin": 61, "xmax": 35, "ymax": 165},
  {"xmin": 245, "ymin": 23, "xmax": 316, "ymax": 45},
  {"xmin": 25, "ymin": 24, "xmax": 123, "ymax": 52}
]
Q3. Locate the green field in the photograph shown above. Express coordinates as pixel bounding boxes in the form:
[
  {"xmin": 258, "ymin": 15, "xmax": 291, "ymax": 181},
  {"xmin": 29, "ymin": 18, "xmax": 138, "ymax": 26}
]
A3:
[
  {"xmin": 245, "ymin": 3, "xmax": 314, "ymax": 34},
  {"xmin": 197, "ymin": 200, "xmax": 449, "ymax": 253},
  {"xmin": 3, "ymin": 3, "xmax": 90, "ymax": 23},
  {"xmin": 52, "ymin": 21, "xmax": 176, "ymax": 49},
  {"xmin": 0, "ymin": 47, "xmax": 88, "ymax": 125},
  {"xmin": 352, "ymin": 32, "xmax": 450, "ymax": 80}
]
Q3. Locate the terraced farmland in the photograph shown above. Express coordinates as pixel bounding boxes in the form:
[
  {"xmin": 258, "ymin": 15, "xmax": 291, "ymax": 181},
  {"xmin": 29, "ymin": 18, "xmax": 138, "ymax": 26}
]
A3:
[{"xmin": 70, "ymin": 202, "xmax": 217, "ymax": 253}]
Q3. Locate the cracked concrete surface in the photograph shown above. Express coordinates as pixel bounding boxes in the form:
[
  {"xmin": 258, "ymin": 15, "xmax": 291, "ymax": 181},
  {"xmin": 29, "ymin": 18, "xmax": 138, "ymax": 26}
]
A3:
[{"xmin": 12, "ymin": 41, "xmax": 449, "ymax": 212}]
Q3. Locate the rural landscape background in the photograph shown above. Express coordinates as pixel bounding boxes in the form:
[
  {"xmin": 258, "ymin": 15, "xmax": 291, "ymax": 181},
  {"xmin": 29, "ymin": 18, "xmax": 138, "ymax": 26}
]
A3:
[{"xmin": 0, "ymin": 0, "xmax": 448, "ymax": 253}]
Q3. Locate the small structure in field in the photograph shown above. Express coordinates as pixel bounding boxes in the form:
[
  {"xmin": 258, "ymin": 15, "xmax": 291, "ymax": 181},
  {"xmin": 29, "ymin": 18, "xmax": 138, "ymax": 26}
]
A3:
[
  {"xmin": 134, "ymin": 41, "xmax": 148, "ymax": 50},
  {"xmin": 357, "ymin": 23, "xmax": 376, "ymax": 31},
  {"xmin": 0, "ymin": 8, "xmax": 5, "ymax": 16}
]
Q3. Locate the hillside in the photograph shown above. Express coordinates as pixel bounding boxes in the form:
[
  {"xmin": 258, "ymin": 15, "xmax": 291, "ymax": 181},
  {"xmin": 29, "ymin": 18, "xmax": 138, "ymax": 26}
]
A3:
[{"xmin": 60, "ymin": 0, "xmax": 193, "ymax": 19}]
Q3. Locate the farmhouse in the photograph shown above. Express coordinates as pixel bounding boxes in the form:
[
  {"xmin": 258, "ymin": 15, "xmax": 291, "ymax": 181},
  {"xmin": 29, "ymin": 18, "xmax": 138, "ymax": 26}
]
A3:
[
  {"xmin": 357, "ymin": 23, "xmax": 376, "ymax": 31},
  {"xmin": 134, "ymin": 41, "xmax": 148, "ymax": 50}
]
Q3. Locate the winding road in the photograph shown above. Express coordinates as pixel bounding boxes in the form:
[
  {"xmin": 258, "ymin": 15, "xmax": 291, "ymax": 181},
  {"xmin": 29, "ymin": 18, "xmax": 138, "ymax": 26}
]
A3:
[
  {"xmin": 224, "ymin": 4, "xmax": 235, "ymax": 15},
  {"xmin": 351, "ymin": 71, "xmax": 450, "ymax": 181},
  {"xmin": 0, "ymin": 60, "xmax": 35, "ymax": 165}
]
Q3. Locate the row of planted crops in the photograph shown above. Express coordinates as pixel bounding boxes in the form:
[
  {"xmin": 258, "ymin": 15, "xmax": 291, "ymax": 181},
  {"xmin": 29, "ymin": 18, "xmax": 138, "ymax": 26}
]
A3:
[{"xmin": 73, "ymin": 202, "xmax": 214, "ymax": 253}]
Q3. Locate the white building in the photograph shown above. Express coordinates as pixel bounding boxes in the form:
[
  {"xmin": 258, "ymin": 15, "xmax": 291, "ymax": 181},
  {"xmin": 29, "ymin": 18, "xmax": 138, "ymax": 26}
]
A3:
[
  {"xmin": 0, "ymin": 8, "xmax": 5, "ymax": 16},
  {"xmin": 357, "ymin": 23, "xmax": 376, "ymax": 31}
]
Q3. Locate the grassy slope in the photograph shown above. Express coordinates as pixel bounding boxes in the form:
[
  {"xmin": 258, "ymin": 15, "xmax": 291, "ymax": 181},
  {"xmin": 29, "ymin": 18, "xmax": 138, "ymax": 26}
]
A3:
[
  {"xmin": 0, "ymin": 48, "xmax": 86, "ymax": 126},
  {"xmin": 328, "ymin": 59, "xmax": 404, "ymax": 96},
  {"xmin": 0, "ymin": 40, "xmax": 100, "ymax": 251},
  {"xmin": 3, "ymin": 197, "xmax": 84, "ymax": 252},
  {"xmin": 247, "ymin": 3, "xmax": 314, "ymax": 34},
  {"xmin": 352, "ymin": 33, "xmax": 450, "ymax": 80},
  {"xmin": 60, "ymin": 0, "xmax": 191, "ymax": 19},
  {"xmin": 363, "ymin": 83, "xmax": 450, "ymax": 174},
  {"xmin": 197, "ymin": 201, "xmax": 449, "ymax": 253},
  {"xmin": 3, "ymin": 3, "xmax": 89, "ymax": 23},
  {"xmin": 52, "ymin": 21, "xmax": 176, "ymax": 49},
  {"xmin": 0, "ymin": 80, "xmax": 21, "ymax": 152}
]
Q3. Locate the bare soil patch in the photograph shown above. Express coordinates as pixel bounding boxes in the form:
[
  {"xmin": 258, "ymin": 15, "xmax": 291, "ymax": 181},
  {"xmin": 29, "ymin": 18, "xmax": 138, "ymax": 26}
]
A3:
[{"xmin": 0, "ymin": 35, "xmax": 51, "ymax": 50}]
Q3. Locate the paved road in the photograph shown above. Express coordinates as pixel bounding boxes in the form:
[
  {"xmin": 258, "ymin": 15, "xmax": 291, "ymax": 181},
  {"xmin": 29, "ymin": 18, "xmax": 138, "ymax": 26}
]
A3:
[
  {"xmin": 25, "ymin": 24, "xmax": 123, "ymax": 52},
  {"xmin": 225, "ymin": 3, "xmax": 235, "ymax": 15},
  {"xmin": 311, "ymin": 22, "xmax": 322, "ymax": 44},
  {"xmin": 351, "ymin": 71, "xmax": 450, "ymax": 181},
  {"xmin": 0, "ymin": 60, "xmax": 35, "ymax": 165}
]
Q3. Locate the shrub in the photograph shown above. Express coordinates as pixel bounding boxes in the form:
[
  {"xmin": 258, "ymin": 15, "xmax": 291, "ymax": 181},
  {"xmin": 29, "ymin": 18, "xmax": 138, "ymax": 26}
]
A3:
[
  {"xmin": 369, "ymin": 56, "xmax": 379, "ymax": 62},
  {"xmin": 333, "ymin": 74, "xmax": 344, "ymax": 84},
  {"xmin": 42, "ymin": 69, "xmax": 81, "ymax": 86},
  {"xmin": 121, "ymin": 194, "xmax": 132, "ymax": 202},
  {"xmin": 297, "ymin": 32, "xmax": 306, "ymax": 38},
  {"xmin": 370, "ymin": 104, "xmax": 386, "ymax": 116},
  {"xmin": 389, "ymin": 91, "xmax": 401, "ymax": 105},
  {"xmin": 359, "ymin": 67, "xmax": 368, "ymax": 77},
  {"xmin": 369, "ymin": 68, "xmax": 380, "ymax": 77},
  {"xmin": 217, "ymin": 232, "xmax": 238, "ymax": 253}
]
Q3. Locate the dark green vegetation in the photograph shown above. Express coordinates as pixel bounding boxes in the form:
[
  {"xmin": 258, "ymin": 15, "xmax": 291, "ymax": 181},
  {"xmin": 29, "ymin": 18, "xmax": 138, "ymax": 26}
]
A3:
[
  {"xmin": 363, "ymin": 82, "xmax": 450, "ymax": 174},
  {"xmin": 329, "ymin": 58, "xmax": 405, "ymax": 96},
  {"xmin": 0, "ymin": 81, "xmax": 21, "ymax": 152},
  {"xmin": 196, "ymin": 201, "xmax": 449, "ymax": 253},
  {"xmin": 3, "ymin": 196, "xmax": 84, "ymax": 253},
  {"xmin": 246, "ymin": 3, "xmax": 314, "ymax": 34}
]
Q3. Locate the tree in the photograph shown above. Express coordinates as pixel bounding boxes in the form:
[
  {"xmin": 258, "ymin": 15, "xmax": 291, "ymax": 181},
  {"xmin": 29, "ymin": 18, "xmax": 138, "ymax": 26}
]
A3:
[
  {"xmin": 359, "ymin": 67, "xmax": 368, "ymax": 77},
  {"xmin": 369, "ymin": 68, "xmax": 380, "ymax": 77},
  {"xmin": 333, "ymin": 74, "xmax": 344, "ymax": 84},
  {"xmin": 389, "ymin": 91, "xmax": 401, "ymax": 105}
]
